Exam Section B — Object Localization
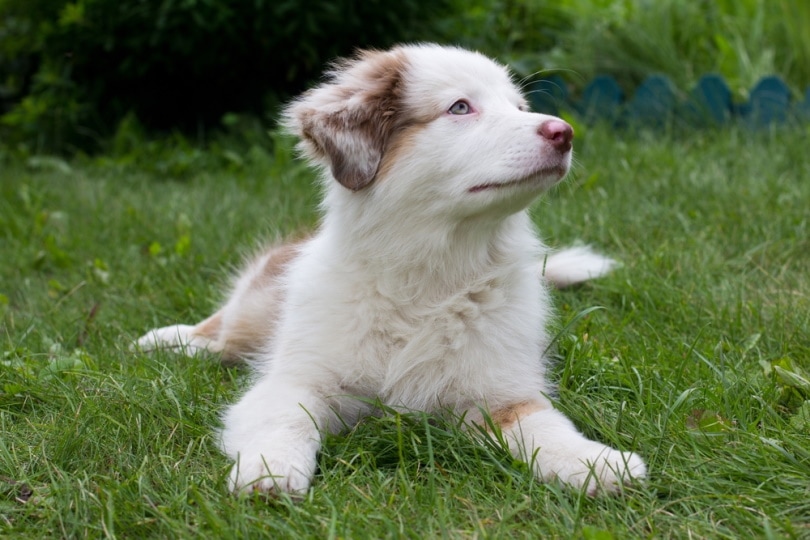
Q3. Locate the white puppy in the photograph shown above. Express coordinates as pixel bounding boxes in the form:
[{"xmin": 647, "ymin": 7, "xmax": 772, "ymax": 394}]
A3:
[{"xmin": 137, "ymin": 44, "xmax": 645, "ymax": 496}]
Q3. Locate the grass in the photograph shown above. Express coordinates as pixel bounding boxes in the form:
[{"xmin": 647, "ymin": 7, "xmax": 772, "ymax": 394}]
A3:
[{"xmin": 1, "ymin": 124, "xmax": 809, "ymax": 538}]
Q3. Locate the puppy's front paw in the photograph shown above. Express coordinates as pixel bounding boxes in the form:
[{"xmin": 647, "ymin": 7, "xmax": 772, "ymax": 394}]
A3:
[
  {"xmin": 571, "ymin": 445, "xmax": 646, "ymax": 495},
  {"xmin": 228, "ymin": 446, "xmax": 318, "ymax": 496}
]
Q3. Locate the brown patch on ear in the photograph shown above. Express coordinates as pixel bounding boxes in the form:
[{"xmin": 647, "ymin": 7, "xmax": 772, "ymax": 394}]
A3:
[
  {"xmin": 285, "ymin": 48, "xmax": 410, "ymax": 191},
  {"xmin": 489, "ymin": 400, "xmax": 546, "ymax": 430}
]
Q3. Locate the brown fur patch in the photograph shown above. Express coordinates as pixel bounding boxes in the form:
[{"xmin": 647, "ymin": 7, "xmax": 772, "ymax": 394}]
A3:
[
  {"xmin": 489, "ymin": 400, "xmax": 546, "ymax": 430},
  {"xmin": 289, "ymin": 48, "xmax": 414, "ymax": 190},
  {"xmin": 375, "ymin": 121, "xmax": 429, "ymax": 181},
  {"xmin": 191, "ymin": 240, "xmax": 307, "ymax": 363},
  {"xmin": 252, "ymin": 240, "xmax": 305, "ymax": 291},
  {"xmin": 195, "ymin": 312, "xmax": 223, "ymax": 340},
  {"xmin": 218, "ymin": 240, "xmax": 304, "ymax": 359}
]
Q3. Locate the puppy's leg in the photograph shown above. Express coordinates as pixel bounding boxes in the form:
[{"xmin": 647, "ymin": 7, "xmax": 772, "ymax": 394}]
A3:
[
  {"xmin": 485, "ymin": 400, "xmax": 645, "ymax": 495},
  {"xmin": 220, "ymin": 373, "xmax": 333, "ymax": 495},
  {"xmin": 135, "ymin": 312, "xmax": 223, "ymax": 356},
  {"xmin": 135, "ymin": 242, "xmax": 300, "ymax": 361}
]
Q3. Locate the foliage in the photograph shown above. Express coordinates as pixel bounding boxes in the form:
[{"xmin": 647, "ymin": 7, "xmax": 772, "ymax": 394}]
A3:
[
  {"xmin": 439, "ymin": 0, "xmax": 810, "ymax": 100},
  {"xmin": 438, "ymin": 0, "xmax": 573, "ymax": 74},
  {"xmin": 0, "ymin": 0, "xmax": 453, "ymax": 153},
  {"xmin": 540, "ymin": 0, "xmax": 810, "ymax": 97}
]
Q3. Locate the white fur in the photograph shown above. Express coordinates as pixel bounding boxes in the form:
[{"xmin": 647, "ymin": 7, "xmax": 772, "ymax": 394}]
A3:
[
  {"xmin": 542, "ymin": 245, "xmax": 618, "ymax": 288},
  {"xmin": 136, "ymin": 44, "xmax": 644, "ymax": 496}
]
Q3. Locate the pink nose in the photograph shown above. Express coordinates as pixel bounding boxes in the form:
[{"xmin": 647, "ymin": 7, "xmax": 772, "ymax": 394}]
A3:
[{"xmin": 539, "ymin": 120, "xmax": 573, "ymax": 152}]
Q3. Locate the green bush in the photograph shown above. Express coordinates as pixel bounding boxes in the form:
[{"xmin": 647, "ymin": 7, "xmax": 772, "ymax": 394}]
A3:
[
  {"xmin": 542, "ymin": 0, "xmax": 810, "ymax": 98},
  {"xmin": 0, "ymin": 0, "xmax": 453, "ymax": 153},
  {"xmin": 437, "ymin": 0, "xmax": 572, "ymax": 74}
]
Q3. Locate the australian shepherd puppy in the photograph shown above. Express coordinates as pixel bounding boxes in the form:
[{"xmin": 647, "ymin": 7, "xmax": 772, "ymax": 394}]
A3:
[{"xmin": 137, "ymin": 44, "xmax": 645, "ymax": 496}]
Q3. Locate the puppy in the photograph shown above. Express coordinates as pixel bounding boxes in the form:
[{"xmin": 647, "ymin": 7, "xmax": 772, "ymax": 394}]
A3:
[{"xmin": 137, "ymin": 44, "xmax": 645, "ymax": 496}]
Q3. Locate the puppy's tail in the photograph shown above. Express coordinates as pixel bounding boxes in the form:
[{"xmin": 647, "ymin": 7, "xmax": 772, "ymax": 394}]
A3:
[{"xmin": 541, "ymin": 245, "xmax": 618, "ymax": 289}]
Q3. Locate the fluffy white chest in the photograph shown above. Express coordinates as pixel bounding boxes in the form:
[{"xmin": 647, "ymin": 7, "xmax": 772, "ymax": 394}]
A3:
[{"xmin": 273, "ymin": 258, "xmax": 551, "ymax": 412}]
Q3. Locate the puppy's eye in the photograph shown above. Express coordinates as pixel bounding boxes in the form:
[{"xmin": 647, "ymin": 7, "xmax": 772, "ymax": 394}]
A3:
[{"xmin": 448, "ymin": 100, "xmax": 471, "ymax": 115}]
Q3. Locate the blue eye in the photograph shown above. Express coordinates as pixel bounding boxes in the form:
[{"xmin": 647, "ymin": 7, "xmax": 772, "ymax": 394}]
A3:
[{"xmin": 448, "ymin": 100, "xmax": 471, "ymax": 115}]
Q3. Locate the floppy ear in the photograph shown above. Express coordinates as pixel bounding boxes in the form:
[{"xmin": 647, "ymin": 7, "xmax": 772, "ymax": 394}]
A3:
[{"xmin": 282, "ymin": 49, "xmax": 407, "ymax": 191}]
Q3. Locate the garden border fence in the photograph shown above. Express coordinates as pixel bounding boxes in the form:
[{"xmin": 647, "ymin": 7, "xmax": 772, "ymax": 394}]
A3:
[{"xmin": 527, "ymin": 74, "xmax": 810, "ymax": 128}]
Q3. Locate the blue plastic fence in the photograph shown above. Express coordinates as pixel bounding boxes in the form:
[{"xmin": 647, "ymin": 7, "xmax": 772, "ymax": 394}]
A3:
[{"xmin": 527, "ymin": 74, "xmax": 810, "ymax": 128}]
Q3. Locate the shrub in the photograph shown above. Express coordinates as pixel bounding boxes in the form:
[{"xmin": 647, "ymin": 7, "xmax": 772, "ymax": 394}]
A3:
[
  {"xmin": 437, "ymin": 0, "xmax": 572, "ymax": 74},
  {"xmin": 0, "ymin": 0, "xmax": 453, "ymax": 153},
  {"xmin": 542, "ymin": 0, "xmax": 810, "ymax": 97}
]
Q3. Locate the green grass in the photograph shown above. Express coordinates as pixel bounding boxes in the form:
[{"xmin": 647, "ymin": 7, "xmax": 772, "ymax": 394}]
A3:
[{"xmin": 2, "ymin": 125, "xmax": 809, "ymax": 538}]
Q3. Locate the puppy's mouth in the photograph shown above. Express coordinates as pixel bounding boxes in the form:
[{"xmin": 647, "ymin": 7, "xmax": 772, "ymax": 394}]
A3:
[{"xmin": 468, "ymin": 166, "xmax": 568, "ymax": 193}]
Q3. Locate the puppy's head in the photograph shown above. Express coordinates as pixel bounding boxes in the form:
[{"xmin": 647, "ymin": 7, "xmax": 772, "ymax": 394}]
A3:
[{"xmin": 283, "ymin": 44, "xmax": 573, "ymax": 217}]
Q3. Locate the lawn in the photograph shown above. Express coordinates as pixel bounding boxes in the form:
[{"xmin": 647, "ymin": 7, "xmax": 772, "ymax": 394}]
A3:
[{"xmin": 1, "ymin": 125, "xmax": 808, "ymax": 538}]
